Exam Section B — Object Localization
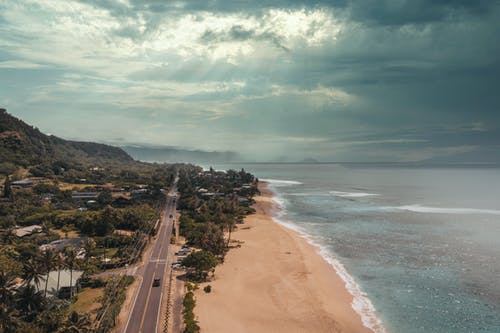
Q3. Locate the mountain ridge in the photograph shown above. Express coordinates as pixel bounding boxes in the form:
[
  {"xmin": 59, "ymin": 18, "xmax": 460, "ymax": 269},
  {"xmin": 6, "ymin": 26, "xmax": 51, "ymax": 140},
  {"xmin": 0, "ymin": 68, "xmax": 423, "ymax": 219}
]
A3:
[{"xmin": 0, "ymin": 108, "xmax": 134, "ymax": 169}]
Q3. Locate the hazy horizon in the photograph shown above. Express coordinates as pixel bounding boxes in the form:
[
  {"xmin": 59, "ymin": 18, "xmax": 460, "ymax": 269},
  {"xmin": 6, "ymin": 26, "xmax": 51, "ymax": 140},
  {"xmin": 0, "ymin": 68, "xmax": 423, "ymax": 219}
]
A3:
[{"xmin": 1, "ymin": 1, "xmax": 499, "ymax": 163}]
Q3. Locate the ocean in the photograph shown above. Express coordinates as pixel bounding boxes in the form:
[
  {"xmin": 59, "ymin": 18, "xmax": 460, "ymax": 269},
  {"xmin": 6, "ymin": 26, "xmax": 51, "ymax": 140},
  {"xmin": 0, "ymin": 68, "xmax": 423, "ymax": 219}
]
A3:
[{"xmin": 209, "ymin": 163, "xmax": 500, "ymax": 333}]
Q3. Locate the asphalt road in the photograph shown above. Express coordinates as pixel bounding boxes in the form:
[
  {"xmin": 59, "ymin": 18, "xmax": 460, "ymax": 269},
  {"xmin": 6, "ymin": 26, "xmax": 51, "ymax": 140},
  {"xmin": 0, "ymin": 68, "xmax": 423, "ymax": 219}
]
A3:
[{"xmin": 124, "ymin": 188, "xmax": 176, "ymax": 333}]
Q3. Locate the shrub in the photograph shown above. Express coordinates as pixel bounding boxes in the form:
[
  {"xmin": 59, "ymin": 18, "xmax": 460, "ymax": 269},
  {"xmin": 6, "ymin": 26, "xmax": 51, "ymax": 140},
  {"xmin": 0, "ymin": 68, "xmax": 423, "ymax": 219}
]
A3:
[{"xmin": 203, "ymin": 285, "xmax": 211, "ymax": 293}]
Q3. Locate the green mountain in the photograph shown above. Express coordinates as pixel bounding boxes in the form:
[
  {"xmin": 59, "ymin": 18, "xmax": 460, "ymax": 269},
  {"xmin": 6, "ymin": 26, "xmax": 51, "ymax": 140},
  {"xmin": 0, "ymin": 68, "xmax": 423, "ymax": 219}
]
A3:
[{"xmin": 0, "ymin": 108, "xmax": 134, "ymax": 170}]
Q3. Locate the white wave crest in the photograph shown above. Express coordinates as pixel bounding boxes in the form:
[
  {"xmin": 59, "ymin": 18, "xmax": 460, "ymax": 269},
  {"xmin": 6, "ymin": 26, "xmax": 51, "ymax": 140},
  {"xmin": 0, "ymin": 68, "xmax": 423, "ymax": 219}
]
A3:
[
  {"xmin": 396, "ymin": 204, "xmax": 500, "ymax": 215},
  {"xmin": 261, "ymin": 178, "xmax": 303, "ymax": 186},
  {"xmin": 267, "ymin": 188, "xmax": 387, "ymax": 333},
  {"xmin": 330, "ymin": 190, "xmax": 379, "ymax": 198}
]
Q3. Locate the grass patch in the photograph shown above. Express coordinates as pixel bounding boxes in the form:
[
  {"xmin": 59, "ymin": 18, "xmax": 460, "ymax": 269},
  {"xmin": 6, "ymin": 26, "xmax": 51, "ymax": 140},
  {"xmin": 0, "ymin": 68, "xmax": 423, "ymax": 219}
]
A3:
[
  {"xmin": 70, "ymin": 287, "xmax": 104, "ymax": 319},
  {"xmin": 96, "ymin": 247, "xmax": 119, "ymax": 261},
  {"xmin": 52, "ymin": 228, "xmax": 80, "ymax": 239},
  {"xmin": 58, "ymin": 182, "xmax": 101, "ymax": 191}
]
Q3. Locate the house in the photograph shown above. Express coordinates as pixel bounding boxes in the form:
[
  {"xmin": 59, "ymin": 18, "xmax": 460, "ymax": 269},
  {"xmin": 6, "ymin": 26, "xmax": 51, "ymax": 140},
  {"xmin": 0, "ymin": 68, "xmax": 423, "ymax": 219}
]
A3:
[
  {"xmin": 11, "ymin": 179, "xmax": 33, "ymax": 188},
  {"xmin": 14, "ymin": 225, "xmax": 43, "ymax": 237},
  {"xmin": 131, "ymin": 189, "xmax": 148, "ymax": 198},
  {"xmin": 34, "ymin": 270, "xmax": 84, "ymax": 298},
  {"xmin": 71, "ymin": 191, "xmax": 99, "ymax": 200},
  {"xmin": 40, "ymin": 238, "xmax": 86, "ymax": 259}
]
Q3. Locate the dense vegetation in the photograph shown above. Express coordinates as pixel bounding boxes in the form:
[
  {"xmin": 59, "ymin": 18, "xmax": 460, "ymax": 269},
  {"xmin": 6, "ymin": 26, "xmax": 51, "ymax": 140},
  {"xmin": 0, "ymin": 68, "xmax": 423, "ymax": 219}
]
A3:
[
  {"xmin": 177, "ymin": 167, "xmax": 258, "ymax": 281},
  {"xmin": 182, "ymin": 283, "xmax": 199, "ymax": 333},
  {"xmin": 0, "ymin": 108, "xmax": 179, "ymax": 332}
]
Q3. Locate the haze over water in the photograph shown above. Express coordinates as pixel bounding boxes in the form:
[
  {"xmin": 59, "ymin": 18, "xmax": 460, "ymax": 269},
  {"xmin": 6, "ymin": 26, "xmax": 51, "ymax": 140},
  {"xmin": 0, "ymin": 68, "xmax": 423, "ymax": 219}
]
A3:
[{"xmin": 212, "ymin": 163, "xmax": 500, "ymax": 333}]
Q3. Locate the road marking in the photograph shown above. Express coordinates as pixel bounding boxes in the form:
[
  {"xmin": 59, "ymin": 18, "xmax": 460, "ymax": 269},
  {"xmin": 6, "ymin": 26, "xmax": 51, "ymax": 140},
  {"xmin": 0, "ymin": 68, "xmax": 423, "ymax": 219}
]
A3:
[
  {"xmin": 123, "ymin": 275, "xmax": 143, "ymax": 333},
  {"xmin": 124, "ymin": 190, "xmax": 177, "ymax": 333},
  {"xmin": 138, "ymin": 200, "xmax": 175, "ymax": 332}
]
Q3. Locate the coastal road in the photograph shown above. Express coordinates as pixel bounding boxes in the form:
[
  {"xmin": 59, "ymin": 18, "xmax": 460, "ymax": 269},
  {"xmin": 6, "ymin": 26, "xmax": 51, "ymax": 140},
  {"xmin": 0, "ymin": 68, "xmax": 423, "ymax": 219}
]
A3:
[{"xmin": 124, "ymin": 186, "xmax": 177, "ymax": 333}]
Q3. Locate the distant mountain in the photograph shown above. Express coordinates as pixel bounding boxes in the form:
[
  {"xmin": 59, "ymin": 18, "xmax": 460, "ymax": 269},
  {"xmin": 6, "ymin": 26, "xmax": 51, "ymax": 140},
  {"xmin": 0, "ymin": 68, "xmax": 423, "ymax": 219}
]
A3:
[
  {"xmin": 0, "ymin": 108, "xmax": 134, "ymax": 168},
  {"xmin": 299, "ymin": 158, "xmax": 320, "ymax": 163},
  {"xmin": 122, "ymin": 145, "xmax": 240, "ymax": 164}
]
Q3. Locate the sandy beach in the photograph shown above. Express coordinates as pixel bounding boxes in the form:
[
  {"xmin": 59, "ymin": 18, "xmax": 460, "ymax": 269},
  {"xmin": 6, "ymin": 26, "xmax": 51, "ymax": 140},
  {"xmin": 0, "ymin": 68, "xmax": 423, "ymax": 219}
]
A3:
[{"xmin": 194, "ymin": 183, "xmax": 373, "ymax": 333}]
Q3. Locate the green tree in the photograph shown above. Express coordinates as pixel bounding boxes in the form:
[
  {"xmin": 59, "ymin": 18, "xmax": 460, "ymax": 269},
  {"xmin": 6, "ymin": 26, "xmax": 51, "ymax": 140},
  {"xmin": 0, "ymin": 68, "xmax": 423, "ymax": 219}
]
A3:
[
  {"xmin": 40, "ymin": 249, "xmax": 56, "ymax": 297},
  {"xmin": 15, "ymin": 285, "xmax": 45, "ymax": 321},
  {"xmin": 81, "ymin": 238, "xmax": 96, "ymax": 265},
  {"xmin": 63, "ymin": 246, "xmax": 80, "ymax": 298},
  {"xmin": 3, "ymin": 176, "xmax": 11, "ymax": 198},
  {"xmin": 97, "ymin": 191, "xmax": 112, "ymax": 206},
  {"xmin": 55, "ymin": 252, "xmax": 65, "ymax": 294},
  {"xmin": 0, "ymin": 270, "xmax": 16, "ymax": 306},
  {"xmin": 181, "ymin": 250, "xmax": 219, "ymax": 281},
  {"xmin": 22, "ymin": 258, "xmax": 44, "ymax": 290}
]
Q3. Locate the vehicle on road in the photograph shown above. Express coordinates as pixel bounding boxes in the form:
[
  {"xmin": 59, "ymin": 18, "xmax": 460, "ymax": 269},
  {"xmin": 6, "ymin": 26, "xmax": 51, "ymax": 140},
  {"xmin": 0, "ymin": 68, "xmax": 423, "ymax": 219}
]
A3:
[{"xmin": 153, "ymin": 278, "xmax": 161, "ymax": 287}]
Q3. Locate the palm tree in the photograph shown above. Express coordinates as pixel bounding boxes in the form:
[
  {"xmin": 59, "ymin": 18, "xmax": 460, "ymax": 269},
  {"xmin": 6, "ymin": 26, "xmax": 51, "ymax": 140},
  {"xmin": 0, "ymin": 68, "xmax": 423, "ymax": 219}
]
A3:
[
  {"xmin": 41, "ymin": 221, "xmax": 52, "ymax": 236},
  {"xmin": 15, "ymin": 284, "xmax": 45, "ymax": 321},
  {"xmin": 0, "ymin": 270, "xmax": 17, "ymax": 306},
  {"xmin": 22, "ymin": 258, "xmax": 44, "ymax": 291},
  {"xmin": 64, "ymin": 246, "xmax": 79, "ymax": 298},
  {"xmin": 81, "ymin": 238, "xmax": 96, "ymax": 265},
  {"xmin": 55, "ymin": 252, "xmax": 65, "ymax": 294},
  {"xmin": 40, "ymin": 249, "xmax": 56, "ymax": 297}
]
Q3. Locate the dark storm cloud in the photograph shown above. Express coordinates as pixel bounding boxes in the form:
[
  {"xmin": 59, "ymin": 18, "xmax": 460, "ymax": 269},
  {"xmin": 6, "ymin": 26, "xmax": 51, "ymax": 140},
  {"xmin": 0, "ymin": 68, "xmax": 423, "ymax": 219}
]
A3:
[
  {"xmin": 200, "ymin": 25, "xmax": 289, "ymax": 51},
  {"xmin": 2, "ymin": 0, "xmax": 499, "ymax": 162}
]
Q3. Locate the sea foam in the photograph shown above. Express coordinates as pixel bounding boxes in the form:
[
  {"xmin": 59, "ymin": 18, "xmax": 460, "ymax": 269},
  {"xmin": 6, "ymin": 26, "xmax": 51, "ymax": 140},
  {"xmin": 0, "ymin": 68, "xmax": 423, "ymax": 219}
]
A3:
[
  {"xmin": 395, "ymin": 204, "xmax": 500, "ymax": 215},
  {"xmin": 260, "ymin": 178, "xmax": 303, "ymax": 186},
  {"xmin": 267, "ymin": 184, "xmax": 387, "ymax": 333},
  {"xmin": 330, "ymin": 190, "xmax": 379, "ymax": 198}
]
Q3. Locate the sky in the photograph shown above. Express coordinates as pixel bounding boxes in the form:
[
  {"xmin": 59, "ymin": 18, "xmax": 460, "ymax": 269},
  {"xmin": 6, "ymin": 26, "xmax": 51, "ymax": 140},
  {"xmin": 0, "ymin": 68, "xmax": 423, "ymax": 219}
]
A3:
[{"xmin": 1, "ymin": 0, "xmax": 499, "ymax": 163}]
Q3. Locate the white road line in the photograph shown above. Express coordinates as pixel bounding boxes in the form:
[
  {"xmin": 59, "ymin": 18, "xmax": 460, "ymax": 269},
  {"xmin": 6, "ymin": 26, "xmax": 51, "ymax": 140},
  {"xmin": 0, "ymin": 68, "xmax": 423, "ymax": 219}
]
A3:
[{"xmin": 123, "ymin": 275, "xmax": 143, "ymax": 333}]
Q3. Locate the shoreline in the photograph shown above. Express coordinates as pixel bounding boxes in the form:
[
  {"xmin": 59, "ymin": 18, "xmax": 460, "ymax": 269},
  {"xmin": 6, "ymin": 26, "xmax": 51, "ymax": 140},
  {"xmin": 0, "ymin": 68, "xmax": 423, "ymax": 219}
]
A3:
[
  {"xmin": 267, "ymin": 183, "xmax": 387, "ymax": 333},
  {"xmin": 194, "ymin": 182, "xmax": 376, "ymax": 333}
]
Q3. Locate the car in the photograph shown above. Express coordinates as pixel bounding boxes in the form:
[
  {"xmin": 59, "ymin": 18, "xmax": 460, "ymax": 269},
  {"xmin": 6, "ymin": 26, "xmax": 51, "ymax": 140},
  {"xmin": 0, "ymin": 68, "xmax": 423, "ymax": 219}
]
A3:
[
  {"xmin": 153, "ymin": 278, "xmax": 161, "ymax": 287},
  {"xmin": 171, "ymin": 263, "xmax": 183, "ymax": 270}
]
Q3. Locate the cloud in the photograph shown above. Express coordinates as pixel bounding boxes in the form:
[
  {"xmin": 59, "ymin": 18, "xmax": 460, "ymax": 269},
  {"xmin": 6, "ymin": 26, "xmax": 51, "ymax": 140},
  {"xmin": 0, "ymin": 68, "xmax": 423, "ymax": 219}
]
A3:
[
  {"xmin": 0, "ymin": 60, "xmax": 47, "ymax": 69},
  {"xmin": 0, "ymin": 0, "xmax": 499, "ymax": 162}
]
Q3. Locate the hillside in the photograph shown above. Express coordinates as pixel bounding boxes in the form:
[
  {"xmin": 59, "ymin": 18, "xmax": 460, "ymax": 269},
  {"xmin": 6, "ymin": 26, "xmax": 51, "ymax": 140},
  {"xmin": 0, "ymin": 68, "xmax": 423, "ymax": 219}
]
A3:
[{"xmin": 0, "ymin": 108, "xmax": 134, "ymax": 170}]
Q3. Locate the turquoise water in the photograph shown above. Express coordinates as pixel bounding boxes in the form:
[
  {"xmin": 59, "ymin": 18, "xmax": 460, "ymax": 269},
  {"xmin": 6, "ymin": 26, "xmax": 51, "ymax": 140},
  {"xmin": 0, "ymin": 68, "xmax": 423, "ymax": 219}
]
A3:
[{"xmin": 209, "ymin": 164, "xmax": 500, "ymax": 333}]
